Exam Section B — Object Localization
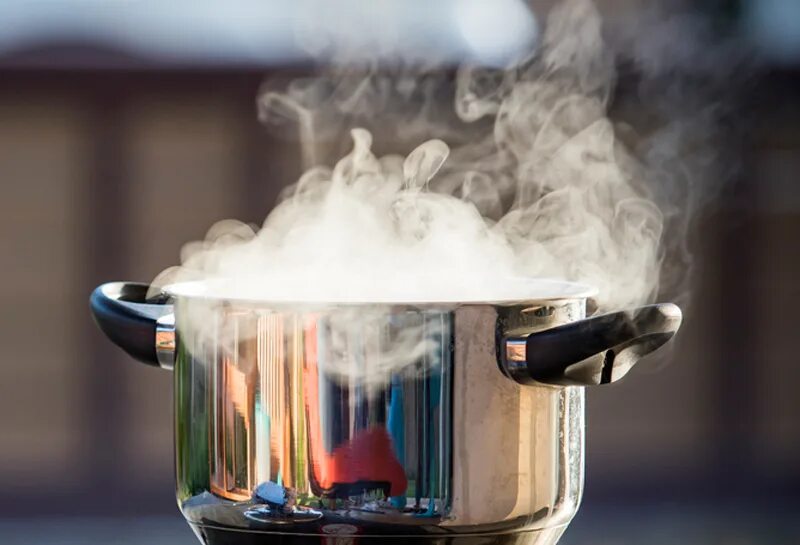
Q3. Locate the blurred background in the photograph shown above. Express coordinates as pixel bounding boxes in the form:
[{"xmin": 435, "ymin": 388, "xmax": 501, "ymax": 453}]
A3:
[{"xmin": 0, "ymin": 0, "xmax": 798, "ymax": 544}]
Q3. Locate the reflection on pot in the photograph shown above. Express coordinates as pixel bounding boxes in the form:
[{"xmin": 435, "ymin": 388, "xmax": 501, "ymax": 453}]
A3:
[{"xmin": 204, "ymin": 308, "xmax": 452, "ymax": 518}]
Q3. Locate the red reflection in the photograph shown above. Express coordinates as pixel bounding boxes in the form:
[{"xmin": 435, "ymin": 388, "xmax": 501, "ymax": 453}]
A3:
[{"xmin": 303, "ymin": 319, "xmax": 407, "ymax": 498}]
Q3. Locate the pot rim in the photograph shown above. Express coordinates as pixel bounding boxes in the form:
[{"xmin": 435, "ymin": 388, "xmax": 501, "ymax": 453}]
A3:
[{"xmin": 160, "ymin": 277, "xmax": 598, "ymax": 307}]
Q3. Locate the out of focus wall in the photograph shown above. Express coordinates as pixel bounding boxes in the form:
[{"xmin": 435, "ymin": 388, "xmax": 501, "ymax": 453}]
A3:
[{"xmin": 0, "ymin": 73, "xmax": 297, "ymax": 514}]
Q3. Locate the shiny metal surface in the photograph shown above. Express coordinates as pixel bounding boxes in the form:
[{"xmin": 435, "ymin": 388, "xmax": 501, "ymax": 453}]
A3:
[
  {"xmin": 155, "ymin": 313, "xmax": 176, "ymax": 370},
  {"xmin": 172, "ymin": 296, "xmax": 587, "ymax": 543}
]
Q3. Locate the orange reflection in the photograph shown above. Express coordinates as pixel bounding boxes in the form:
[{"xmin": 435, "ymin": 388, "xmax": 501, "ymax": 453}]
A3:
[{"xmin": 210, "ymin": 312, "xmax": 258, "ymax": 502}]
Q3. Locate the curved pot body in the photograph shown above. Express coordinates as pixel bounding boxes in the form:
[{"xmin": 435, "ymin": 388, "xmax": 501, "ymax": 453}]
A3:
[
  {"xmin": 173, "ymin": 299, "xmax": 586, "ymax": 545},
  {"xmin": 89, "ymin": 281, "xmax": 681, "ymax": 545}
]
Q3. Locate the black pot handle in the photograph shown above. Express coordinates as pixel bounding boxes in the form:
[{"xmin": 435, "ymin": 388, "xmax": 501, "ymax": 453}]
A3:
[
  {"xmin": 90, "ymin": 282, "xmax": 175, "ymax": 368},
  {"xmin": 500, "ymin": 303, "xmax": 682, "ymax": 387}
]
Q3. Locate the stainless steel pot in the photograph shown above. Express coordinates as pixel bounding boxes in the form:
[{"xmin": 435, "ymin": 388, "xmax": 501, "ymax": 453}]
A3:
[{"xmin": 90, "ymin": 280, "xmax": 681, "ymax": 545}]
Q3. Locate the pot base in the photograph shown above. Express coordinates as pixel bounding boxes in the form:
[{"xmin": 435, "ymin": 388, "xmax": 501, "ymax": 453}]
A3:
[{"xmin": 189, "ymin": 524, "xmax": 568, "ymax": 545}]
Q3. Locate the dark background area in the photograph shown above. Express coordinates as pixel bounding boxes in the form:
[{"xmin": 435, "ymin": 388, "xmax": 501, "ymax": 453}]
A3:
[{"xmin": 0, "ymin": 1, "xmax": 798, "ymax": 543}]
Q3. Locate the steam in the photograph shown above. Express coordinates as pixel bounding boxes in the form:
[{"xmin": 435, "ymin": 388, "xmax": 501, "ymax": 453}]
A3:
[{"xmin": 153, "ymin": 0, "xmax": 743, "ymax": 379}]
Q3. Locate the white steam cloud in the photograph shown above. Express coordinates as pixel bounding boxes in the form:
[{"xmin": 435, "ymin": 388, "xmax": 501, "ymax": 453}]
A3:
[
  {"xmin": 152, "ymin": 0, "xmax": 744, "ymax": 381},
  {"xmin": 156, "ymin": 0, "xmax": 685, "ymax": 311}
]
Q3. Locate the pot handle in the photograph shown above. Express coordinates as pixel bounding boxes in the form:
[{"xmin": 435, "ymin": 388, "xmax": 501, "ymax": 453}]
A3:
[
  {"xmin": 89, "ymin": 282, "xmax": 175, "ymax": 369},
  {"xmin": 500, "ymin": 303, "xmax": 682, "ymax": 387}
]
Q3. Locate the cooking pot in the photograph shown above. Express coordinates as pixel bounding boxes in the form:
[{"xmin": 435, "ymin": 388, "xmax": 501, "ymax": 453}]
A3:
[{"xmin": 90, "ymin": 279, "xmax": 681, "ymax": 545}]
